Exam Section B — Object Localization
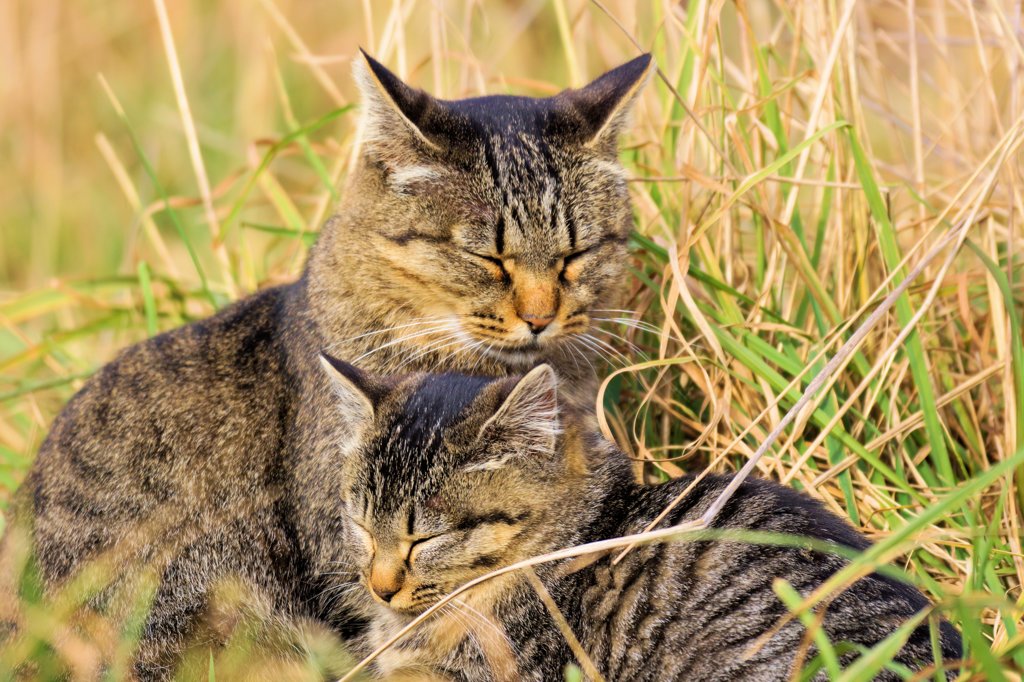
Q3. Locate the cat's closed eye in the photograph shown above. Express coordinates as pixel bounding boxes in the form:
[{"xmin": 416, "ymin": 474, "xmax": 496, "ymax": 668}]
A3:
[
  {"xmin": 466, "ymin": 251, "xmax": 509, "ymax": 281},
  {"xmin": 408, "ymin": 533, "xmax": 448, "ymax": 564},
  {"xmin": 560, "ymin": 247, "xmax": 593, "ymax": 282},
  {"xmin": 347, "ymin": 519, "xmax": 376, "ymax": 555}
]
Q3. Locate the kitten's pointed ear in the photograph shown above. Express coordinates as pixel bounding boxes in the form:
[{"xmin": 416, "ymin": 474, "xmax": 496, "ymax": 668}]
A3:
[
  {"xmin": 318, "ymin": 353, "xmax": 382, "ymax": 436},
  {"xmin": 354, "ymin": 49, "xmax": 452, "ymax": 155},
  {"xmin": 554, "ymin": 54, "xmax": 654, "ymax": 152},
  {"xmin": 468, "ymin": 365, "xmax": 561, "ymax": 472}
]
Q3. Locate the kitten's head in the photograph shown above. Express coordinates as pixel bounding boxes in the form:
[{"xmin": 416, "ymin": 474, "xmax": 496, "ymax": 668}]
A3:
[
  {"xmin": 316, "ymin": 354, "xmax": 586, "ymax": 617},
  {"xmin": 332, "ymin": 51, "xmax": 653, "ymax": 369}
]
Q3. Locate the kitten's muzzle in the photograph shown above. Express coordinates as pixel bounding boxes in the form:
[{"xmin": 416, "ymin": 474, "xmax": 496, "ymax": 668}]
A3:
[
  {"xmin": 369, "ymin": 562, "xmax": 405, "ymax": 604},
  {"xmin": 372, "ymin": 585, "xmax": 399, "ymax": 603}
]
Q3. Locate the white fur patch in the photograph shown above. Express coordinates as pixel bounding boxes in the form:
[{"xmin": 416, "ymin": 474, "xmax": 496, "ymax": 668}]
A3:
[
  {"xmin": 590, "ymin": 158, "xmax": 628, "ymax": 182},
  {"xmin": 388, "ymin": 165, "xmax": 442, "ymax": 191}
]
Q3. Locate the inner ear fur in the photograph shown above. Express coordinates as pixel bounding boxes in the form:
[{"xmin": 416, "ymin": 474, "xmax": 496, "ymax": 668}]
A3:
[
  {"xmin": 353, "ymin": 50, "xmax": 472, "ymax": 159},
  {"xmin": 318, "ymin": 354, "xmax": 393, "ymax": 442},
  {"xmin": 459, "ymin": 366, "xmax": 561, "ymax": 472},
  {"xmin": 551, "ymin": 53, "xmax": 654, "ymax": 152}
]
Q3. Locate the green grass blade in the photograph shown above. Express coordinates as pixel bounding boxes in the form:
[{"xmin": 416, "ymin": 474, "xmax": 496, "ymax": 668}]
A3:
[
  {"xmin": 101, "ymin": 79, "xmax": 217, "ymax": 309},
  {"xmin": 241, "ymin": 222, "xmax": 318, "ymax": 246},
  {"xmin": 775, "ymin": 578, "xmax": 842, "ymax": 679},
  {"xmin": 806, "ymin": 445, "xmax": 1024, "ymax": 616},
  {"xmin": 845, "ymin": 128, "xmax": 953, "ymax": 486},
  {"xmin": 137, "ymin": 261, "xmax": 158, "ymax": 337},
  {"xmin": 834, "ymin": 609, "xmax": 927, "ymax": 682},
  {"xmin": 221, "ymin": 105, "xmax": 354, "ymax": 238},
  {"xmin": 965, "ymin": 238, "xmax": 1024, "ymax": 507}
]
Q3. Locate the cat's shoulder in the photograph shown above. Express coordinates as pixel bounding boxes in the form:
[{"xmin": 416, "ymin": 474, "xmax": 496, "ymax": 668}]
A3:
[
  {"xmin": 35, "ymin": 284, "xmax": 299, "ymax": 463},
  {"xmin": 90, "ymin": 284, "xmax": 291, "ymax": 386}
]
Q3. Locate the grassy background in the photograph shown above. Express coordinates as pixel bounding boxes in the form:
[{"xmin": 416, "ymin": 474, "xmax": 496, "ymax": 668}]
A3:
[{"xmin": 1, "ymin": 0, "xmax": 1023, "ymax": 678}]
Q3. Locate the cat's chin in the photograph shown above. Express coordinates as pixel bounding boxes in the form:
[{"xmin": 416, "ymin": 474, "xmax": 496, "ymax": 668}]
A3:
[
  {"xmin": 477, "ymin": 342, "xmax": 543, "ymax": 368},
  {"xmin": 377, "ymin": 602, "xmax": 431, "ymax": 621}
]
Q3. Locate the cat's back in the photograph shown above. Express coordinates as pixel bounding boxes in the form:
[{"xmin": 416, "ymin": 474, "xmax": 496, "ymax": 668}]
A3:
[
  {"xmin": 573, "ymin": 474, "xmax": 961, "ymax": 681},
  {"xmin": 27, "ymin": 284, "xmax": 300, "ymax": 584}
]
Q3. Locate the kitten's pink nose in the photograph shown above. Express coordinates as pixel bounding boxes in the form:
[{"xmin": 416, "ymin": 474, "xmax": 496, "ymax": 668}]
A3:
[
  {"xmin": 521, "ymin": 312, "xmax": 556, "ymax": 334},
  {"xmin": 369, "ymin": 563, "xmax": 404, "ymax": 603},
  {"xmin": 372, "ymin": 585, "xmax": 399, "ymax": 602}
]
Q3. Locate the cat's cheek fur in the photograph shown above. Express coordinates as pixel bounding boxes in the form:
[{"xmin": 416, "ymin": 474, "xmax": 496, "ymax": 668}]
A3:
[{"xmin": 344, "ymin": 521, "xmax": 375, "ymax": 561}]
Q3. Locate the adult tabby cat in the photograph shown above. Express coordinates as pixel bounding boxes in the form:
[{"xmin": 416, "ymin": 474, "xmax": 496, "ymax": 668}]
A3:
[
  {"xmin": 13, "ymin": 52, "xmax": 652, "ymax": 677},
  {"xmin": 314, "ymin": 360, "xmax": 963, "ymax": 681}
]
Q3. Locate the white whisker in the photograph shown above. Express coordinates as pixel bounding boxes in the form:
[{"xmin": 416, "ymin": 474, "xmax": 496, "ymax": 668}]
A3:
[
  {"xmin": 565, "ymin": 338, "xmax": 598, "ymax": 375},
  {"xmin": 559, "ymin": 339, "xmax": 582, "ymax": 374},
  {"xmin": 440, "ymin": 603, "xmax": 484, "ymax": 654},
  {"xmin": 590, "ymin": 308, "xmax": 646, "ymax": 316},
  {"xmin": 584, "ymin": 333, "xmax": 631, "ymax": 365},
  {"xmin": 452, "ymin": 597, "xmax": 513, "ymax": 650},
  {"xmin": 335, "ymin": 317, "xmax": 449, "ymax": 344},
  {"xmin": 391, "ymin": 331, "xmax": 470, "ymax": 372},
  {"xmin": 461, "ymin": 339, "xmax": 490, "ymax": 373},
  {"xmin": 592, "ymin": 316, "xmax": 666, "ymax": 336},
  {"xmin": 574, "ymin": 333, "xmax": 616, "ymax": 367},
  {"xmin": 588, "ymin": 326, "xmax": 648, "ymax": 358},
  {"xmin": 352, "ymin": 322, "xmax": 462, "ymax": 363},
  {"xmin": 318, "ymin": 580, "xmax": 364, "ymax": 614}
]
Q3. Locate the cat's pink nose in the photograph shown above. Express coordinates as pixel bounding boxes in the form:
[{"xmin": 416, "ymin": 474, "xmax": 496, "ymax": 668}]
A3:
[
  {"xmin": 369, "ymin": 563, "xmax": 404, "ymax": 603},
  {"xmin": 372, "ymin": 585, "xmax": 399, "ymax": 603},
  {"xmin": 522, "ymin": 312, "xmax": 555, "ymax": 334}
]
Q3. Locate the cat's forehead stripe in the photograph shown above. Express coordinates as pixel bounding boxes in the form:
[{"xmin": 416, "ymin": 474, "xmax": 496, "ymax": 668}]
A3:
[
  {"xmin": 478, "ymin": 129, "xmax": 571, "ymax": 258},
  {"xmin": 480, "ymin": 137, "xmax": 507, "ymax": 254},
  {"xmin": 361, "ymin": 374, "xmax": 492, "ymax": 518},
  {"xmin": 537, "ymin": 135, "xmax": 574, "ymax": 250}
]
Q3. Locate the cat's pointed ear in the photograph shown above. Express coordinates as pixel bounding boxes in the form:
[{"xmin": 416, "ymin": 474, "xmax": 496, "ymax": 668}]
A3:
[
  {"xmin": 554, "ymin": 53, "xmax": 653, "ymax": 152},
  {"xmin": 467, "ymin": 365, "xmax": 561, "ymax": 472},
  {"xmin": 318, "ymin": 353, "xmax": 383, "ymax": 436},
  {"xmin": 354, "ymin": 49, "xmax": 453, "ymax": 156}
]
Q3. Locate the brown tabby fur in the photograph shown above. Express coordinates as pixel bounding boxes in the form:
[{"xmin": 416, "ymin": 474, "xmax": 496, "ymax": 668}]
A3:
[
  {"xmin": 319, "ymin": 363, "xmax": 963, "ymax": 681},
  {"xmin": 7, "ymin": 52, "xmax": 653, "ymax": 678}
]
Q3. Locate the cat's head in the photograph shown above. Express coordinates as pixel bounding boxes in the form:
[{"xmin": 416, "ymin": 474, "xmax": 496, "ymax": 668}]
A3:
[
  {"xmin": 325, "ymin": 51, "xmax": 653, "ymax": 369},
  {"xmin": 316, "ymin": 353, "xmax": 589, "ymax": 617}
]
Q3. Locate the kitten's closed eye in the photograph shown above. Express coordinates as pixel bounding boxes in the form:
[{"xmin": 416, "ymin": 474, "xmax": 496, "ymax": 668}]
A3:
[
  {"xmin": 347, "ymin": 519, "xmax": 376, "ymax": 555},
  {"xmin": 408, "ymin": 533, "xmax": 449, "ymax": 564}
]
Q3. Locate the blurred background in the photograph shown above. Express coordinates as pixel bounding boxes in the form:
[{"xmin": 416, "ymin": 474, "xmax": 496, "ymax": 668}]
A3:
[
  {"xmin": 2, "ymin": 1, "xmax": 1017, "ymax": 287},
  {"xmin": 1, "ymin": 0, "xmax": 1023, "ymax": 675},
  {"xmin": 1, "ymin": 0, "xmax": 647, "ymax": 287}
]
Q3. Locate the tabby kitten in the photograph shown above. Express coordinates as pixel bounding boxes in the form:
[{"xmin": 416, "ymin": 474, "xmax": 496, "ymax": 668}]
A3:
[
  {"xmin": 16, "ymin": 52, "xmax": 651, "ymax": 677},
  {"xmin": 314, "ymin": 360, "xmax": 963, "ymax": 681}
]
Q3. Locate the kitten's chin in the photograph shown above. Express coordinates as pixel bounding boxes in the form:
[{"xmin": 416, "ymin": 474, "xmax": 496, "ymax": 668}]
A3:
[{"xmin": 379, "ymin": 602, "xmax": 431, "ymax": 621}]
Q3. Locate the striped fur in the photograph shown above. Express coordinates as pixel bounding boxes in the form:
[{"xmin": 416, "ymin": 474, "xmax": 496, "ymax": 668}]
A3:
[
  {"xmin": 13, "ymin": 54, "xmax": 653, "ymax": 678},
  {"xmin": 320, "ymin": 368, "xmax": 963, "ymax": 681}
]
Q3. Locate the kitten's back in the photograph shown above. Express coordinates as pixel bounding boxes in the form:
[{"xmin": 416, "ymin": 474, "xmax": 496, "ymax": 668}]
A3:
[{"xmin": 570, "ymin": 473, "xmax": 961, "ymax": 681}]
